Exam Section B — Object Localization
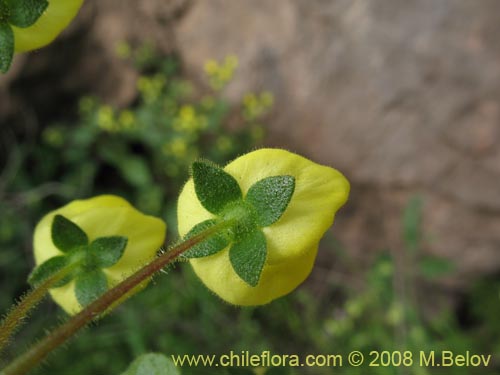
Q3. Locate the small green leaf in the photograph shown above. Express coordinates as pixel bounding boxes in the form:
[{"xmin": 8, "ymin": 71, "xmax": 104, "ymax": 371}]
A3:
[
  {"xmin": 89, "ymin": 236, "xmax": 128, "ymax": 268},
  {"xmin": 28, "ymin": 256, "xmax": 72, "ymax": 287},
  {"xmin": 51, "ymin": 214, "xmax": 88, "ymax": 252},
  {"xmin": 121, "ymin": 353, "xmax": 180, "ymax": 375},
  {"xmin": 229, "ymin": 229, "xmax": 267, "ymax": 287},
  {"xmin": 0, "ymin": 21, "xmax": 14, "ymax": 73},
  {"xmin": 192, "ymin": 161, "xmax": 242, "ymax": 214},
  {"xmin": 245, "ymin": 175, "xmax": 295, "ymax": 227},
  {"xmin": 75, "ymin": 269, "xmax": 108, "ymax": 307},
  {"xmin": 183, "ymin": 219, "xmax": 230, "ymax": 258},
  {"xmin": 420, "ymin": 256, "xmax": 454, "ymax": 279},
  {"xmin": 6, "ymin": 0, "xmax": 48, "ymax": 28}
]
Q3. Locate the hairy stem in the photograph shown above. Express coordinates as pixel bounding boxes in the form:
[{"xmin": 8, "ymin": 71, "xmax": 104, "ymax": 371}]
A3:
[
  {"xmin": 1, "ymin": 221, "xmax": 229, "ymax": 375},
  {"xmin": 0, "ymin": 264, "xmax": 75, "ymax": 354}
]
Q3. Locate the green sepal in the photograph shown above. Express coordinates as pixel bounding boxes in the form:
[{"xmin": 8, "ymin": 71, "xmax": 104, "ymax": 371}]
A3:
[
  {"xmin": 75, "ymin": 269, "xmax": 108, "ymax": 307},
  {"xmin": 51, "ymin": 214, "xmax": 88, "ymax": 252},
  {"xmin": 88, "ymin": 236, "xmax": 128, "ymax": 268},
  {"xmin": 183, "ymin": 219, "xmax": 230, "ymax": 258},
  {"xmin": 245, "ymin": 175, "xmax": 295, "ymax": 227},
  {"xmin": 28, "ymin": 255, "xmax": 72, "ymax": 288},
  {"xmin": 192, "ymin": 161, "xmax": 242, "ymax": 214},
  {"xmin": 229, "ymin": 228, "xmax": 267, "ymax": 287},
  {"xmin": 6, "ymin": 0, "xmax": 48, "ymax": 28},
  {"xmin": 121, "ymin": 353, "xmax": 180, "ymax": 375},
  {"xmin": 0, "ymin": 21, "xmax": 13, "ymax": 73}
]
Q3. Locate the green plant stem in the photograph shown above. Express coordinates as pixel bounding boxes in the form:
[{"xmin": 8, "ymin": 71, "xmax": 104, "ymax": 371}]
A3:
[
  {"xmin": 1, "ymin": 221, "xmax": 229, "ymax": 375},
  {"xmin": 0, "ymin": 264, "xmax": 76, "ymax": 354}
]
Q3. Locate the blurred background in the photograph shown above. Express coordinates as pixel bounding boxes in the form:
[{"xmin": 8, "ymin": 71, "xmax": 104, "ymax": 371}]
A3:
[{"xmin": 0, "ymin": 0, "xmax": 499, "ymax": 374}]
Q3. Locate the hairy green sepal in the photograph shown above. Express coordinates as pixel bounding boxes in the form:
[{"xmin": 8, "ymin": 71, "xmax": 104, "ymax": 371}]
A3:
[
  {"xmin": 6, "ymin": 0, "xmax": 48, "ymax": 28},
  {"xmin": 0, "ymin": 21, "xmax": 13, "ymax": 73},
  {"xmin": 192, "ymin": 161, "xmax": 242, "ymax": 214},
  {"xmin": 0, "ymin": 0, "xmax": 49, "ymax": 73},
  {"xmin": 75, "ymin": 269, "xmax": 108, "ymax": 307},
  {"xmin": 183, "ymin": 219, "xmax": 230, "ymax": 258},
  {"xmin": 29, "ymin": 215, "xmax": 128, "ymax": 307},
  {"xmin": 188, "ymin": 160, "xmax": 296, "ymax": 287}
]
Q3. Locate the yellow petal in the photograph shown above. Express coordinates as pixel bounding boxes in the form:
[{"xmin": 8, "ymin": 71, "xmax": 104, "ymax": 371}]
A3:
[
  {"xmin": 33, "ymin": 195, "xmax": 166, "ymax": 314},
  {"xmin": 13, "ymin": 0, "xmax": 84, "ymax": 53},
  {"xmin": 177, "ymin": 148, "xmax": 350, "ymax": 305}
]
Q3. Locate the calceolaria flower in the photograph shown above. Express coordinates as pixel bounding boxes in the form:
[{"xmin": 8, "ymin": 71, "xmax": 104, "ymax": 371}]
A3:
[
  {"xmin": 31, "ymin": 195, "xmax": 166, "ymax": 315},
  {"xmin": 177, "ymin": 148, "xmax": 350, "ymax": 306}
]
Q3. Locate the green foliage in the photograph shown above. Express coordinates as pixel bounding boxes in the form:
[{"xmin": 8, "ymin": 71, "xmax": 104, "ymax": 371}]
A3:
[
  {"xmin": 192, "ymin": 161, "xmax": 242, "ymax": 214},
  {"xmin": 0, "ymin": 21, "xmax": 13, "ymax": 73},
  {"xmin": 121, "ymin": 353, "xmax": 180, "ymax": 375},
  {"xmin": 187, "ymin": 161, "xmax": 296, "ymax": 287},
  {"xmin": 229, "ymin": 229, "xmax": 267, "ymax": 287},
  {"xmin": 245, "ymin": 175, "xmax": 295, "ymax": 227},
  {"xmin": 89, "ymin": 236, "xmax": 128, "ymax": 268},
  {"xmin": 6, "ymin": 0, "xmax": 48, "ymax": 28},
  {"xmin": 183, "ymin": 220, "xmax": 230, "ymax": 258},
  {"xmin": 28, "ymin": 215, "xmax": 128, "ymax": 307},
  {"xmin": 27, "ymin": 256, "xmax": 69, "ymax": 287},
  {"xmin": 0, "ymin": 0, "xmax": 48, "ymax": 72},
  {"xmin": 51, "ymin": 214, "xmax": 88, "ymax": 252}
]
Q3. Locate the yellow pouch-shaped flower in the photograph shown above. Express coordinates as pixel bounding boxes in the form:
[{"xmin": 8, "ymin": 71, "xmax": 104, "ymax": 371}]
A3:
[
  {"xmin": 178, "ymin": 148, "xmax": 350, "ymax": 306},
  {"xmin": 33, "ymin": 195, "xmax": 166, "ymax": 315},
  {"xmin": 13, "ymin": 0, "xmax": 84, "ymax": 52}
]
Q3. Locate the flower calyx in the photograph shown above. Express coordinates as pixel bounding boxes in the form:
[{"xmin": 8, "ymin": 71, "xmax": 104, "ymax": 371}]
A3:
[
  {"xmin": 182, "ymin": 160, "xmax": 295, "ymax": 287},
  {"xmin": 28, "ymin": 214, "xmax": 128, "ymax": 307}
]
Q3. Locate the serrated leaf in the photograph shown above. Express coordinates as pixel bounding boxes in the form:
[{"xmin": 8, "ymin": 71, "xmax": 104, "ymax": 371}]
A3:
[
  {"xmin": 229, "ymin": 229, "xmax": 267, "ymax": 287},
  {"xmin": 192, "ymin": 161, "xmax": 242, "ymax": 214},
  {"xmin": 89, "ymin": 236, "xmax": 128, "ymax": 268},
  {"xmin": 0, "ymin": 22, "xmax": 14, "ymax": 73},
  {"xmin": 7, "ymin": 0, "xmax": 48, "ymax": 28},
  {"xmin": 245, "ymin": 175, "xmax": 295, "ymax": 227},
  {"xmin": 183, "ymin": 219, "xmax": 230, "ymax": 258},
  {"xmin": 51, "ymin": 214, "xmax": 88, "ymax": 252},
  {"xmin": 75, "ymin": 269, "xmax": 108, "ymax": 307},
  {"xmin": 28, "ymin": 255, "xmax": 71, "ymax": 287},
  {"xmin": 121, "ymin": 353, "xmax": 180, "ymax": 375}
]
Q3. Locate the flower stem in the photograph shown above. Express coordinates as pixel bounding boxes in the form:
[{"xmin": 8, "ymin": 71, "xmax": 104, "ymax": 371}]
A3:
[
  {"xmin": 0, "ymin": 264, "xmax": 76, "ymax": 355},
  {"xmin": 1, "ymin": 221, "xmax": 229, "ymax": 375}
]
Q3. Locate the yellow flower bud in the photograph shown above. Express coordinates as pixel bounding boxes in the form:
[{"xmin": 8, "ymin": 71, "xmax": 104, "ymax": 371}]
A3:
[
  {"xmin": 33, "ymin": 195, "xmax": 166, "ymax": 314},
  {"xmin": 13, "ymin": 0, "xmax": 84, "ymax": 52},
  {"xmin": 177, "ymin": 149, "xmax": 349, "ymax": 305}
]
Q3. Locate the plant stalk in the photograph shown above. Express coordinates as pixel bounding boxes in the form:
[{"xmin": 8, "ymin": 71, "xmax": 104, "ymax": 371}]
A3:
[
  {"xmin": 0, "ymin": 264, "xmax": 76, "ymax": 354},
  {"xmin": 1, "ymin": 221, "xmax": 228, "ymax": 375}
]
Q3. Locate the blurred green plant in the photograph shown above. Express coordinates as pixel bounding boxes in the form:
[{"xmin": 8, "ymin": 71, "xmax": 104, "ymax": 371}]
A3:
[
  {"xmin": 1, "ymin": 45, "xmax": 499, "ymax": 375},
  {"xmin": 39, "ymin": 47, "xmax": 272, "ymax": 228}
]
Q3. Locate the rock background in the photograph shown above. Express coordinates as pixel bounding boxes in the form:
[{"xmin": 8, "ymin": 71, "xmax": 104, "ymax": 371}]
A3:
[{"xmin": 1, "ymin": 0, "xmax": 500, "ymax": 300}]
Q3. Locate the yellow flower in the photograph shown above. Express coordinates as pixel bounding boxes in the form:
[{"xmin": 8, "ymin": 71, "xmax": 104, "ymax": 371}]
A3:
[
  {"xmin": 33, "ymin": 195, "xmax": 166, "ymax": 314},
  {"xmin": 177, "ymin": 149, "xmax": 349, "ymax": 305},
  {"xmin": 13, "ymin": 0, "xmax": 84, "ymax": 52}
]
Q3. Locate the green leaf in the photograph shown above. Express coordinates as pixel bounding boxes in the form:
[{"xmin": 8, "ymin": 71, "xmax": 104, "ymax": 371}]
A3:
[
  {"xmin": 88, "ymin": 236, "xmax": 128, "ymax": 268},
  {"xmin": 51, "ymin": 214, "xmax": 88, "ymax": 252},
  {"xmin": 420, "ymin": 256, "xmax": 454, "ymax": 279},
  {"xmin": 121, "ymin": 353, "xmax": 180, "ymax": 375},
  {"xmin": 229, "ymin": 229, "xmax": 267, "ymax": 287},
  {"xmin": 6, "ymin": 0, "xmax": 48, "ymax": 28},
  {"xmin": 245, "ymin": 175, "xmax": 295, "ymax": 227},
  {"xmin": 28, "ymin": 255, "xmax": 71, "ymax": 287},
  {"xmin": 183, "ymin": 219, "xmax": 230, "ymax": 258},
  {"xmin": 119, "ymin": 156, "xmax": 153, "ymax": 188},
  {"xmin": 192, "ymin": 161, "xmax": 242, "ymax": 214},
  {"xmin": 0, "ymin": 21, "xmax": 13, "ymax": 74},
  {"xmin": 74, "ymin": 269, "xmax": 108, "ymax": 307},
  {"xmin": 403, "ymin": 196, "xmax": 422, "ymax": 252}
]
